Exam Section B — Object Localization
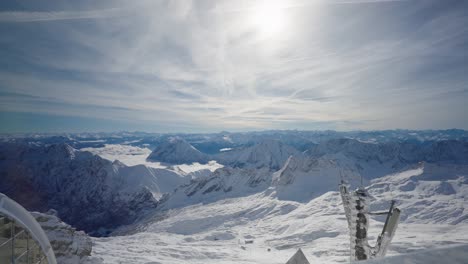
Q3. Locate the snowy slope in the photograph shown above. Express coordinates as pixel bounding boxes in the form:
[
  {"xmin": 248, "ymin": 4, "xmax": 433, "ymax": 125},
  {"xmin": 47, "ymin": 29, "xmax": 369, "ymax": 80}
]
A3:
[
  {"xmin": 112, "ymin": 161, "xmax": 187, "ymax": 199},
  {"xmin": 368, "ymin": 163, "xmax": 468, "ymax": 224},
  {"xmin": 160, "ymin": 153, "xmax": 360, "ymax": 208},
  {"xmin": 160, "ymin": 166, "xmax": 272, "ymax": 209},
  {"xmin": 306, "ymin": 138, "xmax": 468, "ymax": 179},
  {"xmin": 94, "ymin": 188, "xmax": 468, "ymax": 264},
  {"xmin": 271, "ymin": 156, "xmax": 359, "ymax": 202},
  {"xmin": 81, "ymin": 144, "xmax": 160, "ymax": 167},
  {"xmin": 87, "ymin": 159, "xmax": 468, "ymax": 263},
  {"xmin": 214, "ymin": 140, "xmax": 303, "ymax": 170},
  {"xmin": 83, "ymin": 143, "xmax": 223, "ymax": 176},
  {"xmin": 358, "ymin": 244, "xmax": 468, "ymax": 264},
  {"xmin": 147, "ymin": 137, "xmax": 209, "ymax": 164}
]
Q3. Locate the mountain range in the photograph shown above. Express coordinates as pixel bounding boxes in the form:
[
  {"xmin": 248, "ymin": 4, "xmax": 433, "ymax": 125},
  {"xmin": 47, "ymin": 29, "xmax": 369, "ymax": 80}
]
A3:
[{"xmin": 0, "ymin": 130, "xmax": 467, "ymax": 263}]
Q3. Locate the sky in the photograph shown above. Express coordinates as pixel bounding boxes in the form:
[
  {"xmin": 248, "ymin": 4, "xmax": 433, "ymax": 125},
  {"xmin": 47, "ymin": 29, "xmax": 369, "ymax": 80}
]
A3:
[{"xmin": 0, "ymin": 0, "xmax": 467, "ymax": 133}]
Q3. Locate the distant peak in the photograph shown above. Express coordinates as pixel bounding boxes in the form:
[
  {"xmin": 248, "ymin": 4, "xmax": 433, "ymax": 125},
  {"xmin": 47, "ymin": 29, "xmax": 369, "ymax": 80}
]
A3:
[
  {"xmin": 46, "ymin": 143, "xmax": 76, "ymax": 159},
  {"xmin": 168, "ymin": 136, "xmax": 184, "ymax": 143},
  {"xmin": 147, "ymin": 136, "xmax": 208, "ymax": 164}
]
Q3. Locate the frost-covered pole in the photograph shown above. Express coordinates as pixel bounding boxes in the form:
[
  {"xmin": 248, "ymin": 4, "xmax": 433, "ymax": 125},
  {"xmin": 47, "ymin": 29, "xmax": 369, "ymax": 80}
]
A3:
[
  {"xmin": 339, "ymin": 183, "xmax": 355, "ymax": 261},
  {"xmin": 354, "ymin": 188, "xmax": 370, "ymax": 260},
  {"xmin": 371, "ymin": 201, "xmax": 400, "ymax": 258},
  {"xmin": 339, "ymin": 182, "xmax": 400, "ymax": 261},
  {"xmin": 340, "ymin": 182, "xmax": 370, "ymax": 261}
]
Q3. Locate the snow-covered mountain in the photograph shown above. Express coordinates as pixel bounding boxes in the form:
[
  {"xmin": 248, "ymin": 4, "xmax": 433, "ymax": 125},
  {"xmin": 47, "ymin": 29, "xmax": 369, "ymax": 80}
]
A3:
[
  {"xmin": 271, "ymin": 156, "xmax": 359, "ymax": 202},
  {"xmin": 2, "ymin": 131, "xmax": 468, "ymax": 263},
  {"xmin": 305, "ymin": 138, "xmax": 468, "ymax": 179},
  {"xmin": 5, "ymin": 130, "xmax": 467, "ymax": 152},
  {"xmin": 112, "ymin": 161, "xmax": 187, "ymax": 199},
  {"xmin": 160, "ymin": 166, "xmax": 272, "ymax": 209},
  {"xmin": 0, "ymin": 143, "xmax": 186, "ymax": 235},
  {"xmin": 214, "ymin": 140, "xmax": 303, "ymax": 170},
  {"xmin": 147, "ymin": 137, "xmax": 468, "ymax": 211},
  {"xmin": 147, "ymin": 137, "xmax": 209, "ymax": 164},
  {"xmin": 159, "ymin": 155, "xmax": 359, "ymax": 209},
  {"xmin": 92, "ymin": 137, "xmax": 468, "ymax": 264},
  {"xmin": 368, "ymin": 162, "xmax": 468, "ymax": 225},
  {"xmin": 146, "ymin": 138, "xmax": 303, "ymax": 171},
  {"xmin": 99, "ymin": 163, "xmax": 468, "ymax": 264}
]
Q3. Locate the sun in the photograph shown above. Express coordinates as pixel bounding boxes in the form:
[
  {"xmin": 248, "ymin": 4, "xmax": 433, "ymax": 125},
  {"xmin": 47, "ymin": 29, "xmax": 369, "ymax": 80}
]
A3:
[{"xmin": 249, "ymin": 0, "xmax": 288, "ymax": 37}]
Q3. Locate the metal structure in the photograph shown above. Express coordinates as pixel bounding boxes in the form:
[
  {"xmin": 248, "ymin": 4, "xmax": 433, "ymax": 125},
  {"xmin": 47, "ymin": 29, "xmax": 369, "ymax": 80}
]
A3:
[
  {"xmin": 0, "ymin": 193, "xmax": 57, "ymax": 264},
  {"xmin": 339, "ymin": 182, "xmax": 400, "ymax": 261}
]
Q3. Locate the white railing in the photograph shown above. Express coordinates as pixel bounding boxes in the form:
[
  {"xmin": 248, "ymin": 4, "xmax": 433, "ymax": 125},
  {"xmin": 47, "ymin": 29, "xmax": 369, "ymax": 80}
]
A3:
[{"xmin": 0, "ymin": 193, "xmax": 57, "ymax": 264}]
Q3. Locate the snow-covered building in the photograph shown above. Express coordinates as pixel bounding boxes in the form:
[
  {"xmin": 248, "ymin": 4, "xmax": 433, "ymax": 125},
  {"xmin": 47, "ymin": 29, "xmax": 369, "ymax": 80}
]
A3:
[{"xmin": 0, "ymin": 193, "xmax": 57, "ymax": 264}]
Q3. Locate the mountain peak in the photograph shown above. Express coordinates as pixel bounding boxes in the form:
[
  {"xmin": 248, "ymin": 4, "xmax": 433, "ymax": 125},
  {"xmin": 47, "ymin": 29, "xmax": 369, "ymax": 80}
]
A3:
[
  {"xmin": 147, "ymin": 137, "xmax": 208, "ymax": 164},
  {"xmin": 168, "ymin": 136, "xmax": 184, "ymax": 144},
  {"xmin": 45, "ymin": 143, "xmax": 77, "ymax": 160},
  {"xmin": 215, "ymin": 140, "xmax": 302, "ymax": 170}
]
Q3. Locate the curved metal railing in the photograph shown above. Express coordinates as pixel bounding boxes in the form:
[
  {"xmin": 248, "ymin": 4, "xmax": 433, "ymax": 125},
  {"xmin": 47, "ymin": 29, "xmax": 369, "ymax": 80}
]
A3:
[{"xmin": 0, "ymin": 193, "xmax": 57, "ymax": 264}]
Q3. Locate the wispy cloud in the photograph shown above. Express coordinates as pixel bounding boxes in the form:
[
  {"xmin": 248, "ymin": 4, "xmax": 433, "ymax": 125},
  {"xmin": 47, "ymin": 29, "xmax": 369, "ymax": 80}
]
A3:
[
  {"xmin": 0, "ymin": 0, "xmax": 467, "ymax": 132},
  {"xmin": 0, "ymin": 8, "xmax": 124, "ymax": 22}
]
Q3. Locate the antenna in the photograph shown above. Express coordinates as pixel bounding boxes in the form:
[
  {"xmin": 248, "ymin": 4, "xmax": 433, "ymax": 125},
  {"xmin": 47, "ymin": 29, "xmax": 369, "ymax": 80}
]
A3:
[
  {"xmin": 339, "ymin": 184, "xmax": 401, "ymax": 261},
  {"xmin": 339, "ymin": 165, "xmax": 344, "ymax": 183},
  {"xmin": 333, "ymin": 159, "xmax": 345, "ymax": 186}
]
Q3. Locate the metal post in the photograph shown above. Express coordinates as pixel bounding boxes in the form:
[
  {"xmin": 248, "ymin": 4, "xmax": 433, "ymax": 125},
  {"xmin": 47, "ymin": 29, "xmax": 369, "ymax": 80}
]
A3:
[
  {"xmin": 354, "ymin": 188, "xmax": 369, "ymax": 260},
  {"xmin": 11, "ymin": 222, "xmax": 15, "ymax": 264},
  {"xmin": 380, "ymin": 200, "xmax": 395, "ymax": 237},
  {"xmin": 340, "ymin": 183, "xmax": 371, "ymax": 261},
  {"xmin": 27, "ymin": 232, "xmax": 30, "ymax": 264},
  {"xmin": 340, "ymin": 183, "xmax": 400, "ymax": 261}
]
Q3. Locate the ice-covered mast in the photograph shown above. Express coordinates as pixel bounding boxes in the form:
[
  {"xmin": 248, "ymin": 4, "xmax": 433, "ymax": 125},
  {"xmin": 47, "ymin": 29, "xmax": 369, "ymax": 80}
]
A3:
[{"xmin": 339, "ymin": 172, "xmax": 400, "ymax": 261}]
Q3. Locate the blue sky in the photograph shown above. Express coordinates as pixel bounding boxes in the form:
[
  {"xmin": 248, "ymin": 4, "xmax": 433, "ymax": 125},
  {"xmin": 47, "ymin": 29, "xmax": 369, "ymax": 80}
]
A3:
[{"xmin": 0, "ymin": 0, "xmax": 467, "ymax": 133}]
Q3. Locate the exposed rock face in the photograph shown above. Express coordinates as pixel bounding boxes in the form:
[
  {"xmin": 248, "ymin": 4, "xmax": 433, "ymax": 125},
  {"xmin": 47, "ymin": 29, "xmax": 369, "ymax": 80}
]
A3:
[
  {"xmin": 31, "ymin": 211, "xmax": 97, "ymax": 264},
  {"xmin": 0, "ymin": 143, "xmax": 158, "ymax": 235}
]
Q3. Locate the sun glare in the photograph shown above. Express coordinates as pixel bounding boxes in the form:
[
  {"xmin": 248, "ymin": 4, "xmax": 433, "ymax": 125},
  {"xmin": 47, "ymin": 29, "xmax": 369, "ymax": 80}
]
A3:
[{"xmin": 250, "ymin": 0, "xmax": 287, "ymax": 37}]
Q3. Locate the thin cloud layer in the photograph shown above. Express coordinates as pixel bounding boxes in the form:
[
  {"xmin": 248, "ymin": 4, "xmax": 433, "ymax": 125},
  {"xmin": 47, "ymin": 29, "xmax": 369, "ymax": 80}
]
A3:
[
  {"xmin": 0, "ymin": 9, "xmax": 123, "ymax": 22},
  {"xmin": 0, "ymin": 0, "xmax": 467, "ymax": 132}
]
